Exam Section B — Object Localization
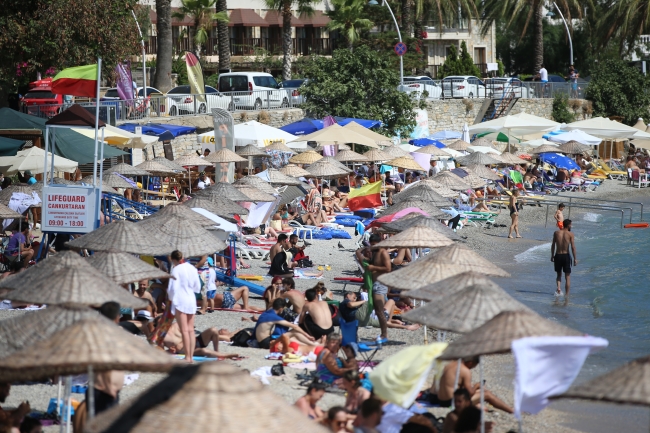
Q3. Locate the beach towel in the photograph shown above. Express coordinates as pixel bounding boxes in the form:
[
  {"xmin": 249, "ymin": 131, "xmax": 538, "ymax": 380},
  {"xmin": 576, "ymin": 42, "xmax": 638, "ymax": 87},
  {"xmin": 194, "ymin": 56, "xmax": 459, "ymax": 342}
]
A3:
[
  {"xmin": 512, "ymin": 336, "xmax": 608, "ymax": 420},
  {"xmin": 148, "ymin": 306, "xmax": 174, "ymax": 347},
  {"xmin": 294, "ymin": 269, "xmax": 324, "ymax": 279}
]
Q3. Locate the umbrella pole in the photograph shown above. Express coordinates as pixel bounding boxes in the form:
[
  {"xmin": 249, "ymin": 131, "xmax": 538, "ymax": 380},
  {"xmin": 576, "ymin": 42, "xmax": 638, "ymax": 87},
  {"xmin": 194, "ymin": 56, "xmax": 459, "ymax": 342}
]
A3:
[
  {"xmin": 56, "ymin": 377, "xmax": 62, "ymax": 424},
  {"xmin": 88, "ymin": 365, "xmax": 95, "ymax": 419},
  {"xmin": 65, "ymin": 376, "xmax": 72, "ymax": 433},
  {"xmin": 436, "ymin": 330, "xmax": 441, "ymax": 342},
  {"xmin": 478, "ymin": 355, "xmax": 485, "ymax": 433}
]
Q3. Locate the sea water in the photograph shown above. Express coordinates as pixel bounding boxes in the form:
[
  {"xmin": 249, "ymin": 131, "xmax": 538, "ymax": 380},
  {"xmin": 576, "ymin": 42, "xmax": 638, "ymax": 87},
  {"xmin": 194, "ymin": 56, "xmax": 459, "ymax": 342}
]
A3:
[{"xmin": 504, "ymin": 206, "xmax": 650, "ymax": 379}]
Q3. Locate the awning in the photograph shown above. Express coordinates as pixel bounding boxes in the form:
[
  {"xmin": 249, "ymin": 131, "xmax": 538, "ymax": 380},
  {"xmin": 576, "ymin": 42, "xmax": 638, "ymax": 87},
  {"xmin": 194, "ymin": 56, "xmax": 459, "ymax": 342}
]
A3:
[
  {"xmin": 45, "ymin": 104, "xmax": 106, "ymax": 128},
  {"xmin": 299, "ymin": 10, "xmax": 330, "ymax": 27},
  {"xmin": 229, "ymin": 9, "xmax": 269, "ymax": 27},
  {"xmin": 118, "ymin": 123, "xmax": 197, "ymax": 141},
  {"xmin": 0, "ymin": 137, "xmax": 25, "ymax": 156},
  {"xmin": 264, "ymin": 10, "xmax": 305, "ymax": 27}
]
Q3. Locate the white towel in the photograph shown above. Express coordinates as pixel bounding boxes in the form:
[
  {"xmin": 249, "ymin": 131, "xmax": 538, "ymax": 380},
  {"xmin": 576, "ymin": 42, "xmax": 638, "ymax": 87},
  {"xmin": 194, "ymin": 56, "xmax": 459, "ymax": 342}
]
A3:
[{"xmin": 512, "ymin": 335, "xmax": 608, "ymax": 419}]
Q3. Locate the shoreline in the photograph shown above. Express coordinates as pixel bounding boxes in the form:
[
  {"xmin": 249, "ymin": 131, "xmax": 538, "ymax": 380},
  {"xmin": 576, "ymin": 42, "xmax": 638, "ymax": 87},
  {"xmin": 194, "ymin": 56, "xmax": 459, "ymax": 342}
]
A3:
[{"xmin": 4, "ymin": 179, "xmax": 650, "ymax": 432}]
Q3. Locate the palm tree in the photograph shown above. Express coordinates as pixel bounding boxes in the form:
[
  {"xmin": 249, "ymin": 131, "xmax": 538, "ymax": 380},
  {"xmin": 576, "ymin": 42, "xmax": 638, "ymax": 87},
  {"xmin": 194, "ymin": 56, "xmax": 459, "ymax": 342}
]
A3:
[
  {"xmin": 479, "ymin": 0, "xmax": 583, "ymax": 74},
  {"xmin": 402, "ymin": 0, "xmax": 413, "ymax": 38},
  {"xmin": 326, "ymin": 0, "xmax": 374, "ymax": 50},
  {"xmin": 154, "ymin": 0, "xmax": 174, "ymax": 92},
  {"xmin": 264, "ymin": 0, "xmax": 316, "ymax": 80},
  {"xmin": 172, "ymin": 0, "xmax": 228, "ymax": 58},
  {"xmin": 216, "ymin": 0, "xmax": 231, "ymax": 71},
  {"xmin": 599, "ymin": 0, "xmax": 650, "ymax": 53}
]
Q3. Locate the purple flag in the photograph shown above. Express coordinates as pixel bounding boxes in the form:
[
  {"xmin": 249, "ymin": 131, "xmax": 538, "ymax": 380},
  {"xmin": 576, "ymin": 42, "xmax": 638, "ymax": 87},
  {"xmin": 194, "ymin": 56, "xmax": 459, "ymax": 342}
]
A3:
[
  {"xmin": 323, "ymin": 115, "xmax": 337, "ymax": 127},
  {"xmin": 115, "ymin": 61, "xmax": 134, "ymax": 101}
]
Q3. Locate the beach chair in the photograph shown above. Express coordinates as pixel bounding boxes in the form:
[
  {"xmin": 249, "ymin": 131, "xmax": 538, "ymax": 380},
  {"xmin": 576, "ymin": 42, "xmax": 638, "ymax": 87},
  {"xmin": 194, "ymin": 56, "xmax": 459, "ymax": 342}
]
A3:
[
  {"xmin": 287, "ymin": 220, "xmax": 314, "ymax": 240},
  {"xmin": 339, "ymin": 317, "xmax": 382, "ymax": 364},
  {"xmin": 631, "ymin": 170, "xmax": 649, "ymax": 188},
  {"xmin": 598, "ymin": 161, "xmax": 626, "ymax": 180},
  {"xmin": 355, "ymin": 221, "xmax": 369, "ymax": 249}
]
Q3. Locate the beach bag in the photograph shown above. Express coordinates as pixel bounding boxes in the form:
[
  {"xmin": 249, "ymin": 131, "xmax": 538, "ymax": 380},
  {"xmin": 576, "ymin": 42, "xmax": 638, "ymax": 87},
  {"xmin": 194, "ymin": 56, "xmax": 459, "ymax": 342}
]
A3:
[
  {"xmin": 271, "ymin": 363, "xmax": 285, "ymax": 376},
  {"xmin": 297, "ymin": 258, "xmax": 313, "ymax": 268},
  {"xmin": 231, "ymin": 329, "xmax": 253, "ymax": 347}
]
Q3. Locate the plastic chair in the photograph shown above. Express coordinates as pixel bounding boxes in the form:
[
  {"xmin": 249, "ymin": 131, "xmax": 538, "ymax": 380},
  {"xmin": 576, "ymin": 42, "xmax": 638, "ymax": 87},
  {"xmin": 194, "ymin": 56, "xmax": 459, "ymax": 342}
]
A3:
[{"xmin": 339, "ymin": 317, "xmax": 381, "ymax": 364}]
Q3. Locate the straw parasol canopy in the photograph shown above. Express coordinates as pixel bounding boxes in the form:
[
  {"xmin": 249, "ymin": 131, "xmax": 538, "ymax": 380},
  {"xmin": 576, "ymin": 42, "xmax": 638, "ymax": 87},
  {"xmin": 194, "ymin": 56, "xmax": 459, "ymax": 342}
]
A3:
[
  {"xmin": 456, "ymin": 170, "xmax": 486, "ymax": 188},
  {"xmin": 552, "ymin": 355, "xmax": 650, "ymax": 406},
  {"xmin": 418, "ymin": 179, "xmax": 458, "ymax": 198},
  {"xmin": 372, "ymin": 225, "xmax": 453, "ymax": 249},
  {"xmin": 195, "ymin": 181, "xmax": 251, "ymax": 202},
  {"xmin": 457, "ymin": 151, "xmax": 502, "ymax": 166},
  {"xmin": 314, "ymin": 143, "xmax": 351, "ymax": 152},
  {"xmin": 382, "ymin": 199, "xmax": 447, "ymax": 219},
  {"xmin": 363, "ymin": 148, "xmax": 394, "ymax": 162},
  {"xmin": 104, "ymin": 163, "xmax": 151, "ymax": 177},
  {"xmin": 85, "ymin": 363, "xmax": 331, "ymax": 433},
  {"xmin": 289, "ymin": 150, "xmax": 323, "ymax": 164},
  {"xmin": 415, "ymin": 145, "xmax": 451, "ymax": 158},
  {"xmin": 236, "ymin": 144, "xmax": 267, "ymax": 158},
  {"xmin": 559, "ymin": 140, "xmax": 590, "ymax": 155},
  {"xmin": 402, "ymin": 279, "xmax": 530, "ymax": 333},
  {"xmin": 387, "ymin": 156, "xmax": 426, "ymax": 171},
  {"xmin": 431, "ymin": 171, "xmax": 471, "ymax": 191},
  {"xmin": 305, "ymin": 160, "xmax": 351, "ymax": 178},
  {"xmin": 184, "ymin": 195, "xmax": 249, "ymax": 216},
  {"xmin": 279, "ymin": 164, "xmax": 311, "ymax": 177},
  {"xmin": 407, "ymin": 271, "xmax": 497, "ymax": 301},
  {"xmin": 145, "ymin": 202, "xmax": 216, "ymax": 226},
  {"xmin": 531, "ymin": 144, "xmax": 561, "ymax": 154},
  {"xmin": 0, "ymin": 184, "xmax": 38, "ymax": 205},
  {"xmin": 203, "ymin": 148, "xmax": 247, "ymax": 164},
  {"xmin": 0, "ymin": 251, "xmax": 148, "ymax": 308},
  {"xmin": 138, "ymin": 214, "xmax": 227, "ymax": 257},
  {"xmin": 471, "ymin": 137, "xmax": 498, "ymax": 149},
  {"xmin": 394, "ymin": 184, "xmax": 452, "ymax": 208},
  {"xmin": 173, "ymin": 153, "xmax": 209, "ymax": 167},
  {"xmin": 0, "ymin": 305, "xmax": 100, "ymax": 357},
  {"xmin": 232, "ymin": 184, "xmax": 276, "ymax": 202},
  {"xmin": 380, "ymin": 145, "xmax": 410, "ymax": 158},
  {"xmin": 447, "ymin": 140, "xmax": 471, "ymax": 151},
  {"xmin": 87, "ymin": 250, "xmax": 171, "ymax": 285},
  {"xmin": 320, "ymin": 156, "xmax": 354, "ymax": 173},
  {"xmin": 265, "ymin": 141, "xmax": 295, "ymax": 153},
  {"xmin": 151, "ymin": 157, "xmax": 187, "ymax": 172},
  {"xmin": 265, "ymin": 168, "xmax": 303, "ymax": 186},
  {"xmin": 0, "ymin": 318, "xmax": 178, "ymax": 382},
  {"xmin": 497, "ymin": 152, "xmax": 529, "ymax": 165},
  {"xmin": 377, "ymin": 243, "xmax": 510, "ymax": 291},
  {"xmin": 80, "ymin": 174, "xmax": 135, "ymax": 190},
  {"xmin": 438, "ymin": 310, "xmax": 584, "ymax": 360},
  {"xmin": 335, "ymin": 149, "xmax": 369, "ymax": 163},
  {"xmin": 381, "ymin": 215, "xmax": 461, "ymax": 240},
  {"xmin": 135, "ymin": 160, "xmax": 181, "ymax": 175},
  {"xmin": 465, "ymin": 164, "xmax": 502, "ymax": 181},
  {"xmin": 234, "ymin": 175, "xmax": 278, "ymax": 194},
  {"xmin": 66, "ymin": 220, "xmax": 171, "ymax": 255},
  {"xmin": 0, "ymin": 203, "xmax": 23, "ymax": 219}
]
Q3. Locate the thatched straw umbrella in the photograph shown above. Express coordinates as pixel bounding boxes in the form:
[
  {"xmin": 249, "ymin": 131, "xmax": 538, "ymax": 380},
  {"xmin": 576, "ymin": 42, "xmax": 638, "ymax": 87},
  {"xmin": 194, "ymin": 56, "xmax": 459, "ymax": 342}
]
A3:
[
  {"xmin": 380, "ymin": 215, "xmax": 461, "ymax": 240},
  {"xmin": 372, "ymin": 225, "xmax": 453, "ymax": 249},
  {"xmin": 234, "ymin": 175, "xmax": 278, "ymax": 195},
  {"xmin": 279, "ymin": 164, "xmax": 310, "ymax": 177},
  {"xmin": 194, "ymin": 181, "xmax": 250, "ymax": 202},
  {"xmin": 183, "ymin": 196, "xmax": 248, "ymax": 217},
  {"xmin": 289, "ymin": 150, "xmax": 323, "ymax": 165},
  {"xmin": 66, "ymin": 220, "xmax": 171, "ymax": 255},
  {"xmin": 431, "ymin": 171, "xmax": 471, "ymax": 191},
  {"xmin": 87, "ymin": 250, "xmax": 171, "ymax": 285},
  {"xmin": 104, "ymin": 163, "xmax": 151, "ymax": 177}
]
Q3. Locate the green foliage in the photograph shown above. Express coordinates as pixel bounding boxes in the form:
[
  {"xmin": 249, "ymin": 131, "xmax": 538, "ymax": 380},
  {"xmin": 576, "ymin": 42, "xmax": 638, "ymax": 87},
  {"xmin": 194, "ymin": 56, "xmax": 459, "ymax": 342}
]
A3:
[
  {"xmin": 326, "ymin": 0, "xmax": 374, "ymax": 49},
  {"xmin": 437, "ymin": 43, "xmax": 481, "ymax": 78},
  {"xmin": 459, "ymin": 42, "xmax": 482, "ymax": 77},
  {"xmin": 0, "ymin": 0, "xmax": 141, "ymax": 91},
  {"xmin": 496, "ymin": 59, "xmax": 505, "ymax": 77},
  {"xmin": 205, "ymin": 73, "xmax": 219, "ymax": 88},
  {"xmin": 585, "ymin": 59, "xmax": 650, "ymax": 125},
  {"xmin": 243, "ymin": 48, "xmax": 283, "ymax": 73},
  {"xmin": 299, "ymin": 46, "xmax": 416, "ymax": 136},
  {"xmin": 551, "ymin": 94, "xmax": 574, "ymax": 123},
  {"xmin": 172, "ymin": 0, "xmax": 228, "ymax": 55},
  {"xmin": 172, "ymin": 56, "xmax": 189, "ymax": 85}
]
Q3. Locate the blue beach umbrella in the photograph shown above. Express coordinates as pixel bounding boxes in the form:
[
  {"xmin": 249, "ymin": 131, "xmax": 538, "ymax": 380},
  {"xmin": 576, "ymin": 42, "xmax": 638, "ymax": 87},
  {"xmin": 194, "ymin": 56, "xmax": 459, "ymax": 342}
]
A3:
[
  {"xmin": 409, "ymin": 138, "xmax": 446, "ymax": 148},
  {"xmin": 430, "ymin": 130, "xmax": 462, "ymax": 140}
]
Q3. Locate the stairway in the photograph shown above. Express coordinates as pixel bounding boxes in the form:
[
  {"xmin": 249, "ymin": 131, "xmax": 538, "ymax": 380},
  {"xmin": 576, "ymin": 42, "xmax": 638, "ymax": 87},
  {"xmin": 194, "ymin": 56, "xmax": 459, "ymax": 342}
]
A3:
[{"xmin": 473, "ymin": 91, "xmax": 520, "ymax": 124}]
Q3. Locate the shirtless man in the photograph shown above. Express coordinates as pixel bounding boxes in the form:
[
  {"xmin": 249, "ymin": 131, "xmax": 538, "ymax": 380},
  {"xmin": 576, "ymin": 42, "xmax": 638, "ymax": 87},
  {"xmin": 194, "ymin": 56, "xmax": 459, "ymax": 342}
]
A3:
[
  {"xmin": 281, "ymin": 277, "xmax": 306, "ymax": 315},
  {"xmin": 270, "ymin": 233, "xmax": 290, "ymax": 262},
  {"xmin": 551, "ymin": 218, "xmax": 577, "ymax": 296},
  {"xmin": 255, "ymin": 298, "xmax": 316, "ymax": 349},
  {"xmin": 295, "ymin": 382, "xmax": 327, "ymax": 421},
  {"xmin": 442, "ymin": 388, "xmax": 472, "ymax": 433},
  {"xmin": 214, "ymin": 286, "xmax": 264, "ymax": 312},
  {"xmin": 429, "ymin": 357, "xmax": 513, "ymax": 413},
  {"xmin": 134, "ymin": 280, "xmax": 157, "ymax": 316},
  {"xmin": 163, "ymin": 322, "xmax": 241, "ymax": 359},
  {"xmin": 356, "ymin": 234, "xmax": 391, "ymax": 343},
  {"xmin": 299, "ymin": 289, "xmax": 333, "ymax": 343}
]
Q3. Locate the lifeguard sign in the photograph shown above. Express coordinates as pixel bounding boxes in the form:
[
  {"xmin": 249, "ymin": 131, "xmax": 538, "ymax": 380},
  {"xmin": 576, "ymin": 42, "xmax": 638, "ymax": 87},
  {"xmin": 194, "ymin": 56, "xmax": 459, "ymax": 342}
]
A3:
[{"xmin": 42, "ymin": 185, "xmax": 97, "ymax": 233}]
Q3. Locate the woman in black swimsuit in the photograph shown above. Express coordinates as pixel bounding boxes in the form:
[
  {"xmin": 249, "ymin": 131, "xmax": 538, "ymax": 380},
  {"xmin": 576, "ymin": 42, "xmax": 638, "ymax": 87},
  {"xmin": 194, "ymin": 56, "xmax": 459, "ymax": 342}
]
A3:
[{"xmin": 508, "ymin": 189, "xmax": 522, "ymax": 239}]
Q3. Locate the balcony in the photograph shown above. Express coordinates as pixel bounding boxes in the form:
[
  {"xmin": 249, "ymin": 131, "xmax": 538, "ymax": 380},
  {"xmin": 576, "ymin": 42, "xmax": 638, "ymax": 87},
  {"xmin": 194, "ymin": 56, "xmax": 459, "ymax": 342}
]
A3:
[{"xmin": 424, "ymin": 19, "xmax": 471, "ymax": 40}]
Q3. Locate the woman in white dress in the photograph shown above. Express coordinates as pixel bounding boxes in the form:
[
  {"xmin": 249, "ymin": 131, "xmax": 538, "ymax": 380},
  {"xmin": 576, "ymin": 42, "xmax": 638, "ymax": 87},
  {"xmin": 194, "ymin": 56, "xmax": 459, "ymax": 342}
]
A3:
[{"xmin": 168, "ymin": 250, "xmax": 201, "ymax": 363}]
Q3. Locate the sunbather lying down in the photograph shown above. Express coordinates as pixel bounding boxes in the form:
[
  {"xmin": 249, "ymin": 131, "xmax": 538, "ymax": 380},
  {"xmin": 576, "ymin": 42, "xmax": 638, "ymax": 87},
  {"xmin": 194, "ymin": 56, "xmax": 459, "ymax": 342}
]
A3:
[
  {"xmin": 163, "ymin": 322, "xmax": 242, "ymax": 359},
  {"xmin": 270, "ymin": 333, "xmax": 324, "ymax": 355}
]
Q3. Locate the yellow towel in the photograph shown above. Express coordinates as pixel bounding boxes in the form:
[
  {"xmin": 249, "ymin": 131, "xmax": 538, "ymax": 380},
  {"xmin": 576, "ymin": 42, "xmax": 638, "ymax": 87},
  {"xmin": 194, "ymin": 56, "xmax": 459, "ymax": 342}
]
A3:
[{"xmin": 369, "ymin": 343, "xmax": 448, "ymax": 408}]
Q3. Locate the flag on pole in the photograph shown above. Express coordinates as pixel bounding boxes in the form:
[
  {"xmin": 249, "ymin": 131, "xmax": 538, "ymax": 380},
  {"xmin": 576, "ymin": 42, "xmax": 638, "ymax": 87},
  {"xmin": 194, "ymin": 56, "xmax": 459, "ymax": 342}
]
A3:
[
  {"xmin": 185, "ymin": 52, "xmax": 205, "ymax": 103},
  {"xmin": 52, "ymin": 64, "xmax": 98, "ymax": 97},
  {"xmin": 115, "ymin": 61, "xmax": 134, "ymax": 101},
  {"xmin": 347, "ymin": 181, "xmax": 383, "ymax": 211}
]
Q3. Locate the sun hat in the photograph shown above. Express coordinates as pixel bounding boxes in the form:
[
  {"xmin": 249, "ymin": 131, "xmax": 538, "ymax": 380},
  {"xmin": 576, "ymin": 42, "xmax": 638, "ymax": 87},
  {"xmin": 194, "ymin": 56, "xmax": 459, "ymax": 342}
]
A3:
[{"xmin": 135, "ymin": 310, "xmax": 154, "ymax": 322}]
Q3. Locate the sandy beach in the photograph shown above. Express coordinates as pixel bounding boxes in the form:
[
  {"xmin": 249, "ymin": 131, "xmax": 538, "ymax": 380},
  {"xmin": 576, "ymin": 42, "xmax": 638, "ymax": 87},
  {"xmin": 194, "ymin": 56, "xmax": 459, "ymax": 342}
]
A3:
[{"xmin": 3, "ymin": 178, "xmax": 650, "ymax": 433}]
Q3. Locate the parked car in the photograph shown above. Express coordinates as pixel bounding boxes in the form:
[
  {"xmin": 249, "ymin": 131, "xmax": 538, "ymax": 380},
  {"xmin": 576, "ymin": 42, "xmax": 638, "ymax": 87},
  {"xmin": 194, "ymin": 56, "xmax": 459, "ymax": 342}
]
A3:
[
  {"xmin": 484, "ymin": 77, "xmax": 534, "ymax": 98},
  {"xmin": 402, "ymin": 76, "xmax": 443, "ymax": 99},
  {"xmin": 281, "ymin": 79, "xmax": 307, "ymax": 105},
  {"xmin": 218, "ymin": 72, "xmax": 290, "ymax": 110},
  {"xmin": 165, "ymin": 85, "xmax": 229, "ymax": 116},
  {"xmin": 441, "ymin": 75, "xmax": 489, "ymax": 98}
]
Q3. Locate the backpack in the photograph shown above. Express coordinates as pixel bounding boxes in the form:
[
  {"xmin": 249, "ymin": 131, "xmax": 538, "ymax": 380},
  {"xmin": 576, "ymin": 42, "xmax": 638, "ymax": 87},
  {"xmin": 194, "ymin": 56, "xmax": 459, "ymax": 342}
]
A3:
[{"xmin": 231, "ymin": 329, "xmax": 253, "ymax": 347}]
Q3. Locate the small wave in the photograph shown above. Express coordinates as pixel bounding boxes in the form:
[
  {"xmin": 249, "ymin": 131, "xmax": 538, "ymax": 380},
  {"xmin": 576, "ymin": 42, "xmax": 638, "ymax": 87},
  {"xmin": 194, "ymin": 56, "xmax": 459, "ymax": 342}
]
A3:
[
  {"xmin": 514, "ymin": 242, "xmax": 551, "ymax": 263},
  {"xmin": 591, "ymin": 296, "xmax": 604, "ymax": 318},
  {"xmin": 583, "ymin": 212, "xmax": 604, "ymax": 223}
]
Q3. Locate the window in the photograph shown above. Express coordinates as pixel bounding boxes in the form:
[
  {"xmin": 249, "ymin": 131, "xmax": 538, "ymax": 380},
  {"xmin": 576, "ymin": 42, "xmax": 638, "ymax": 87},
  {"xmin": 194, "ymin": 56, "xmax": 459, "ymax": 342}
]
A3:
[
  {"xmin": 167, "ymin": 86, "xmax": 191, "ymax": 94},
  {"xmin": 219, "ymin": 75, "xmax": 248, "ymax": 92},
  {"xmin": 104, "ymin": 89, "xmax": 119, "ymax": 98},
  {"xmin": 24, "ymin": 91, "xmax": 57, "ymax": 99},
  {"xmin": 474, "ymin": 47, "xmax": 486, "ymax": 64},
  {"xmin": 253, "ymin": 76, "xmax": 279, "ymax": 88}
]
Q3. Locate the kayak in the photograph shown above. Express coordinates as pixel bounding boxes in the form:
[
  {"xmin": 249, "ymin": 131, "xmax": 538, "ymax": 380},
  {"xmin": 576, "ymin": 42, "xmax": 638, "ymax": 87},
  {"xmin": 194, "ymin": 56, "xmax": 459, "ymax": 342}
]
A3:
[{"xmin": 624, "ymin": 222, "xmax": 649, "ymax": 228}]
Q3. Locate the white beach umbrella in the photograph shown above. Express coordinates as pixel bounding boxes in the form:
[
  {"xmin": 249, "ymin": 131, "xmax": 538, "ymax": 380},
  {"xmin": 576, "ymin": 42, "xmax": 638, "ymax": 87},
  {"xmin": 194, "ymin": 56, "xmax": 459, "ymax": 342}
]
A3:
[{"xmin": 0, "ymin": 146, "xmax": 78, "ymax": 174}]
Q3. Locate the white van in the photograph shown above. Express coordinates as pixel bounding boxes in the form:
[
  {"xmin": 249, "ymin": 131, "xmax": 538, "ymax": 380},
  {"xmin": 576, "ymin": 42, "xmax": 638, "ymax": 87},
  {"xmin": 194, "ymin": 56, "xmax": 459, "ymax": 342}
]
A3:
[{"xmin": 218, "ymin": 72, "xmax": 290, "ymax": 110}]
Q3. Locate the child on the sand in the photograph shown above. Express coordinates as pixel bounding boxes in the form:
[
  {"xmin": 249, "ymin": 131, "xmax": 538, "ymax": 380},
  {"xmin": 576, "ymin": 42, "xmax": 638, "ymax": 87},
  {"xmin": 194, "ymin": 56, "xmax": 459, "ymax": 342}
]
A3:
[{"xmin": 554, "ymin": 203, "xmax": 565, "ymax": 229}]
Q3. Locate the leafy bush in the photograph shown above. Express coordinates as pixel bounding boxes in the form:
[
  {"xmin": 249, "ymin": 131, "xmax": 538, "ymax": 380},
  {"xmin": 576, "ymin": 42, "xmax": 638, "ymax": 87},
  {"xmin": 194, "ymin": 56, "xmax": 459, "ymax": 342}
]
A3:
[
  {"xmin": 552, "ymin": 94, "xmax": 574, "ymax": 123},
  {"xmin": 438, "ymin": 42, "xmax": 482, "ymax": 78},
  {"xmin": 205, "ymin": 74, "xmax": 219, "ymax": 89}
]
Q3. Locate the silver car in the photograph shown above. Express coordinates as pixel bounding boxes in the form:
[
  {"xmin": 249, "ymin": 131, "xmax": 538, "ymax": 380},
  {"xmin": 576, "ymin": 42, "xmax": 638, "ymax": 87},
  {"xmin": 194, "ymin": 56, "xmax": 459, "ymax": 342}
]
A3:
[
  {"xmin": 165, "ymin": 85, "xmax": 229, "ymax": 116},
  {"xmin": 402, "ymin": 76, "xmax": 443, "ymax": 99},
  {"xmin": 281, "ymin": 79, "xmax": 307, "ymax": 105}
]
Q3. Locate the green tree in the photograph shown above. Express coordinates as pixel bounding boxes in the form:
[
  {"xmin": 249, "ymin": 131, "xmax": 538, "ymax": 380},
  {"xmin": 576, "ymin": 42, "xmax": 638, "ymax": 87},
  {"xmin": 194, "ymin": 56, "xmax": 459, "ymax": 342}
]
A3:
[
  {"xmin": 459, "ymin": 41, "xmax": 482, "ymax": 77},
  {"xmin": 154, "ymin": 0, "xmax": 174, "ymax": 92},
  {"xmin": 479, "ymin": 0, "xmax": 585, "ymax": 74},
  {"xmin": 299, "ymin": 45, "xmax": 417, "ymax": 136},
  {"xmin": 585, "ymin": 59, "xmax": 650, "ymax": 125},
  {"xmin": 264, "ymin": 0, "xmax": 316, "ymax": 80},
  {"xmin": 437, "ymin": 42, "xmax": 480, "ymax": 77},
  {"xmin": 598, "ymin": 0, "xmax": 650, "ymax": 53},
  {"xmin": 216, "ymin": 0, "xmax": 231, "ymax": 71},
  {"xmin": 551, "ymin": 94, "xmax": 574, "ymax": 123},
  {"xmin": 172, "ymin": 0, "xmax": 228, "ymax": 58},
  {"xmin": 326, "ymin": 0, "xmax": 374, "ymax": 50}
]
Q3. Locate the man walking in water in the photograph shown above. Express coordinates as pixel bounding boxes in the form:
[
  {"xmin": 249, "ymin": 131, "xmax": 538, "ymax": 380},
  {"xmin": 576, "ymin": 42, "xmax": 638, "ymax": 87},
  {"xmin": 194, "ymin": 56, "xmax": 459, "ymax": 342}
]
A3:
[{"xmin": 551, "ymin": 219, "xmax": 577, "ymax": 296}]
